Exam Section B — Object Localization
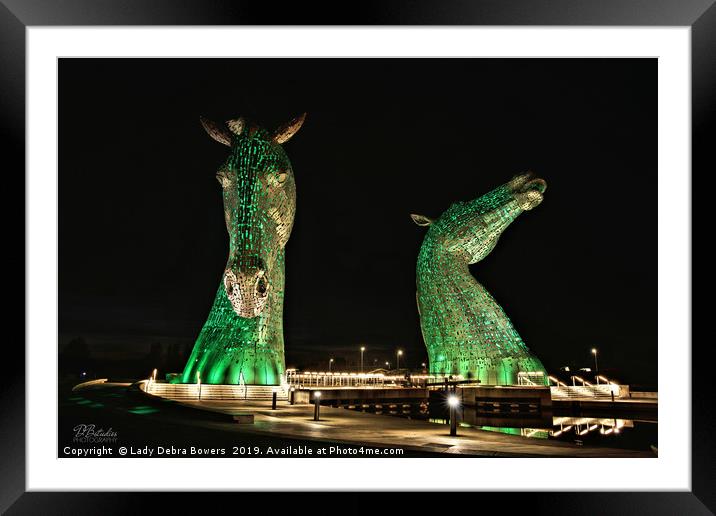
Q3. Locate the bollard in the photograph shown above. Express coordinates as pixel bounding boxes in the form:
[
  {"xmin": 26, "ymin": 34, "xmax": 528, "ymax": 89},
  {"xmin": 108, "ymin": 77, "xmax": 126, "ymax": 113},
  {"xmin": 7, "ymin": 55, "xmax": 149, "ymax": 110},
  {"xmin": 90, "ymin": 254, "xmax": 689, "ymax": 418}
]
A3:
[
  {"xmin": 447, "ymin": 394, "xmax": 460, "ymax": 436},
  {"xmin": 313, "ymin": 391, "xmax": 322, "ymax": 421},
  {"xmin": 290, "ymin": 388, "xmax": 295, "ymax": 405},
  {"xmin": 272, "ymin": 391, "xmax": 277, "ymax": 410},
  {"xmin": 611, "ymin": 391, "xmax": 615, "ymax": 403}
]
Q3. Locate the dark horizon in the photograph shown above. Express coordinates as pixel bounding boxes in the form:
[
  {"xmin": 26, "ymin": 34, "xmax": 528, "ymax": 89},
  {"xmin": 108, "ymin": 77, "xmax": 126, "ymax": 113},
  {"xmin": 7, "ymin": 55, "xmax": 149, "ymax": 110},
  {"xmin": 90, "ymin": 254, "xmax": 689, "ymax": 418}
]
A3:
[{"xmin": 59, "ymin": 58, "xmax": 656, "ymax": 385}]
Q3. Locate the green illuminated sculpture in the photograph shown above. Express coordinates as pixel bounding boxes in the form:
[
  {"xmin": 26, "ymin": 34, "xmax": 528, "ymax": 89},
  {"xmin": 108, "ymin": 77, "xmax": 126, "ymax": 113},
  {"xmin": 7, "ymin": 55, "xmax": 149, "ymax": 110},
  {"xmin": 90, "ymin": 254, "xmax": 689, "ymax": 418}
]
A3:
[
  {"xmin": 412, "ymin": 172, "xmax": 549, "ymax": 385},
  {"xmin": 179, "ymin": 114, "xmax": 305, "ymax": 385}
]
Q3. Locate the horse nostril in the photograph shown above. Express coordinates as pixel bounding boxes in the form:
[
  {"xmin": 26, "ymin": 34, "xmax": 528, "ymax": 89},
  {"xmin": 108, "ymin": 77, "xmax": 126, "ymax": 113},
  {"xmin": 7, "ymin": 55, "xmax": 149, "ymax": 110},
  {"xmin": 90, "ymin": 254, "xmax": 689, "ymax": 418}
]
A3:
[
  {"xmin": 256, "ymin": 275, "xmax": 268, "ymax": 295},
  {"xmin": 223, "ymin": 273, "xmax": 234, "ymax": 292}
]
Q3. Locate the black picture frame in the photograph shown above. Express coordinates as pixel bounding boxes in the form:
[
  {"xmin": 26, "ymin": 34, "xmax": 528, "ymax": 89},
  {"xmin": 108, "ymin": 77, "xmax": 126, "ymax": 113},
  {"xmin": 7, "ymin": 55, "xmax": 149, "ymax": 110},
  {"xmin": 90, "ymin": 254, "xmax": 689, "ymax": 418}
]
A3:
[{"xmin": 1, "ymin": 1, "xmax": 709, "ymax": 513}]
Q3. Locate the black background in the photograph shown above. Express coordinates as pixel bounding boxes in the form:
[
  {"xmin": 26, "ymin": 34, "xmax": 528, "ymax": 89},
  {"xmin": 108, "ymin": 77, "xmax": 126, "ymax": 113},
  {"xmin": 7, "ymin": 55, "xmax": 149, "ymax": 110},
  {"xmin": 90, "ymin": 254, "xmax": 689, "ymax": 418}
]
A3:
[{"xmin": 59, "ymin": 58, "xmax": 656, "ymax": 385}]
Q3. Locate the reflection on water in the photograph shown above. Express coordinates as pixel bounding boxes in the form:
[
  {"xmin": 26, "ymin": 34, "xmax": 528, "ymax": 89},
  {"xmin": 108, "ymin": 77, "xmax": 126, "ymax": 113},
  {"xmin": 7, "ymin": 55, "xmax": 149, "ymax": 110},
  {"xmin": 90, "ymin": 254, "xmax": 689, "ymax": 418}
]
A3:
[{"xmin": 345, "ymin": 402, "xmax": 657, "ymax": 451}]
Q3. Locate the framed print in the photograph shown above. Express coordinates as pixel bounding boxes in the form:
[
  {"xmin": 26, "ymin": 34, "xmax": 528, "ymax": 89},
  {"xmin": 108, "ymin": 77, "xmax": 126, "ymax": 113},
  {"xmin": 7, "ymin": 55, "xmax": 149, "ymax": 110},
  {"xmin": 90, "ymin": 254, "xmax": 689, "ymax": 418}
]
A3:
[{"xmin": 1, "ymin": 0, "xmax": 710, "ymax": 513}]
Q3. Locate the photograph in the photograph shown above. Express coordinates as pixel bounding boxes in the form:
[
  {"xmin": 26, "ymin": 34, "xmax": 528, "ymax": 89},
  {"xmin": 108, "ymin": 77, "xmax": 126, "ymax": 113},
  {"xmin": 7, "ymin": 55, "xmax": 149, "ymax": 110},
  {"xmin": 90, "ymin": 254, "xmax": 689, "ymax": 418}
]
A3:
[{"xmin": 58, "ymin": 57, "xmax": 658, "ymax": 460}]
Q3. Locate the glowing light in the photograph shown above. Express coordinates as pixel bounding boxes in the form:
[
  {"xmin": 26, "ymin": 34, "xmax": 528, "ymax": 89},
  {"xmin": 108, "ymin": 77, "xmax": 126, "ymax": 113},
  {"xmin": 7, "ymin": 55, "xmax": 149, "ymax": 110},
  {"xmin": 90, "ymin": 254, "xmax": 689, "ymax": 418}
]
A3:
[
  {"xmin": 314, "ymin": 391, "xmax": 322, "ymax": 398},
  {"xmin": 179, "ymin": 114, "xmax": 305, "ymax": 385},
  {"xmin": 412, "ymin": 173, "xmax": 548, "ymax": 385},
  {"xmin": 447, "ymin": 395, "xmax": 460, "ymax": 408}
]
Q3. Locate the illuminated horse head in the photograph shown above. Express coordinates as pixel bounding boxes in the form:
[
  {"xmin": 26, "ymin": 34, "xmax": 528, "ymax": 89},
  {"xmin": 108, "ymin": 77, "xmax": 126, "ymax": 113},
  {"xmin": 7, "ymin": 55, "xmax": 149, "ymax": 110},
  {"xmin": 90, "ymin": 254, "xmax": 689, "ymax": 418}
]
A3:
[
  {"xmin": 411, "ymin": 172, "xmax": 547, "ymax": 263},
  {"xmin": 200, "ymin": 114, "xmax": 304, "ymax": 318},
  {"xmin": 411, "ymin": 172, "xmax": 549, "ymax": 385}
]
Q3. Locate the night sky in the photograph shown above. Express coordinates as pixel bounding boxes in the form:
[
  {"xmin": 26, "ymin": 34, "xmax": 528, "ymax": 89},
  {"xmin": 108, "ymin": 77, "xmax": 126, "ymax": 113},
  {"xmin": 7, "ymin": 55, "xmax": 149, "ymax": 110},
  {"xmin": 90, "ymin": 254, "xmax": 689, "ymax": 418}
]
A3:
[{"xmin": 59, "ymin": 58, "xmax": 656, "ymax": 384}]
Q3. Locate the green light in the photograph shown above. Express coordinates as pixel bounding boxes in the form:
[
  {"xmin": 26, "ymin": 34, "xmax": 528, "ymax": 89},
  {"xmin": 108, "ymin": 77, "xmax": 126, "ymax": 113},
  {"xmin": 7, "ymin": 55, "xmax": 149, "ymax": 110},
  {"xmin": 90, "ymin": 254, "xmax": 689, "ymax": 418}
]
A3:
[
  {"xmin": 127, "ymin": 406, "xmax": 160, "ymax": 415},
  {"xmin": 178, "ymin": 114, "xmax": 304, "ymax": 385},
  {"xmin": 412, "ymin": 173, "xmax": 548, "ymax": 385}
]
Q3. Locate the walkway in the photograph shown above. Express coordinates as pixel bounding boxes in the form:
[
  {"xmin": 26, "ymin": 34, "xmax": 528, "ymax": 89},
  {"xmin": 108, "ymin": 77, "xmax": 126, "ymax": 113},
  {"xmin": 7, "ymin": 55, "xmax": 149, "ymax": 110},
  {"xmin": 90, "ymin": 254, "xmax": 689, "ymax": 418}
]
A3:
[{"xmin": 177, "ymin": 399, "xmax": 653, "ymax": 457}]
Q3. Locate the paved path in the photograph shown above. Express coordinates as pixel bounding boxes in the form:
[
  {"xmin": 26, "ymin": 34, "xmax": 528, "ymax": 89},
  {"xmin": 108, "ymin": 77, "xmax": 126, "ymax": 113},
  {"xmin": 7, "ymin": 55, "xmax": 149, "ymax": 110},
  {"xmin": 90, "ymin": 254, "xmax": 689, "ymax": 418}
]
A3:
[{"xmin": 177, "ymin": 399, "xmax": 653, "ymax": 458}]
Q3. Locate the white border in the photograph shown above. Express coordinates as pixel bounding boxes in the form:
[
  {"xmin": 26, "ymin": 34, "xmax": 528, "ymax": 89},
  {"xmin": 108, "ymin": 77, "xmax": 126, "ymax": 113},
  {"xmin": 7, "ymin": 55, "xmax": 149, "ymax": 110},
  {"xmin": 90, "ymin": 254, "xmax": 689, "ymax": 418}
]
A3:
[{"xmin": 27, "ymin": 27, "xmax": 691, "ymax": 491}]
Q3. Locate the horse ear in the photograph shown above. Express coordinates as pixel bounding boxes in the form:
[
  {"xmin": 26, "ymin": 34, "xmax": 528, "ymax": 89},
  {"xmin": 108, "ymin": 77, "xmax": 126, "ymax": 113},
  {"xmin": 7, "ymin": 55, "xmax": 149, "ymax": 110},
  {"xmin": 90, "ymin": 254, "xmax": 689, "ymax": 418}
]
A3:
[
  {"xmin": 200, "ymin": 116, "xmax": 232, "ymax": 146},
  {"xmin": 273, "ymin": 113, "xmax": 306, "ymax": 144},
  {"xmin": 411, "ymin": 213, "xmax": 434, "ymax": 227}
]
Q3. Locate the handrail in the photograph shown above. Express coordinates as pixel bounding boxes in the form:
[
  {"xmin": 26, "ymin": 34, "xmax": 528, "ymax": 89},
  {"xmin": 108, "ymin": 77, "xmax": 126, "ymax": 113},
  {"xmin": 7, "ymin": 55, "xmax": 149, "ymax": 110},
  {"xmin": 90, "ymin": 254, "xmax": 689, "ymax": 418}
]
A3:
[
  {"xmin": 550, "ymin": 384, "xmax": 621, "ymax": 398},
  {"xmin": 71, "ymin": 378, "xmax": 109, "ymax": 391}
]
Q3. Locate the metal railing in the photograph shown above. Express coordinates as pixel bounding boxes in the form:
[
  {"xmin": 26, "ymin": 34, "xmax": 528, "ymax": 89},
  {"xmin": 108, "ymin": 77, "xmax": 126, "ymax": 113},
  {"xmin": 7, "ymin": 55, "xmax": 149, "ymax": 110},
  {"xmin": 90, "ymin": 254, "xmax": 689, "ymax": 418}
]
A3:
[
  {"xmin": 284, "ymin": 370, "xmax": 460, "ymax": 388},
  {"xmin": 144, "ymin": 381, "xmax": 288, "ymax": 401},
  {"xmin": 285, "ymin": 370, "xmax": 387, "ymax": 387},
  {"xmin": 550, "ymin": 384, "xmax": 620, "ymax": 399},
  {"xmin": 517, "ymin": 371, "xmax": 546, "ymax": 386},
  {"xmin": 547, "ymin": 374, "xmax": 621, "ymax": 398}
]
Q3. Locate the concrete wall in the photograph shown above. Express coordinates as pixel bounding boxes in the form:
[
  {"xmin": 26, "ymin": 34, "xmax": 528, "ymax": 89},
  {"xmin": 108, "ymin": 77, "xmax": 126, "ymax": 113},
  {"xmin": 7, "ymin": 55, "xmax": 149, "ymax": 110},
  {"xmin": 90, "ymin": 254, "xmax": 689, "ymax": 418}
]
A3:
[
  {"xmin": 629, "ymin": 390, "xmax": 658, "ymax": 399},
  {"xmin": 460, "ymin": 385, "xmax": 552, "ymax": 409},
  {"xmin": 294, "ymin": 388, "xmax": 428, "ymax": 404}
]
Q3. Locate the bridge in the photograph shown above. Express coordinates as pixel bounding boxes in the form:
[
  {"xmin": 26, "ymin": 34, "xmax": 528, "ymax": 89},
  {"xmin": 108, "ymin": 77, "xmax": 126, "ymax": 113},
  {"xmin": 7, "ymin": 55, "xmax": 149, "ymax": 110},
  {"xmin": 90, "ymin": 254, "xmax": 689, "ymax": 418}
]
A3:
[{"xmin": 138, "ymin": 369, "xmax": 645, "ymax": 410}]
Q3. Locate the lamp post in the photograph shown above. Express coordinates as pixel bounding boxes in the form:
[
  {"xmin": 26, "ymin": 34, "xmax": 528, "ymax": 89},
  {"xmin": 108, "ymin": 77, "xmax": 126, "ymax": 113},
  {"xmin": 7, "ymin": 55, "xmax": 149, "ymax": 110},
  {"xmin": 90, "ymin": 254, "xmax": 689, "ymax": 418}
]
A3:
[
  {"xmin": 360, "ymin": 346, "xmax": 365, "ymax": 373},
  {"xmin": 396, "ymin": 350, "xmax": 403, "ymax": 370},
  {"xmin": 329, "ymin": 358, "xmax": 334, "ymax": 373},
  {"xmin": 448, "ymin": 394, "xmax": 460, "ymax": 436},
  {"xmin": 196, "ymin": 371, "xmax": 202, "ymax": 400},
  {"xmin": 591, "ymin": 348, "xmax": 599, "ymax": 384},
  {"xmin": 313, "ymin": 391, "xmax": 322, "ymax": 421},
  {"xmin": 385, "ymin": 361, "xmax": 390, "ymax": 370}
]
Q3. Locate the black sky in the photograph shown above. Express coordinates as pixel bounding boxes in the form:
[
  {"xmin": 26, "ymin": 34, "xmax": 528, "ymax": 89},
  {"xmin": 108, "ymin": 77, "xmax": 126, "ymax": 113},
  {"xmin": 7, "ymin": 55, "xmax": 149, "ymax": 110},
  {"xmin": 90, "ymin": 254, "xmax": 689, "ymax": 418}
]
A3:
[{"xmin": 59, "ymin": 58, "xmax": 656, "ymax": 384}]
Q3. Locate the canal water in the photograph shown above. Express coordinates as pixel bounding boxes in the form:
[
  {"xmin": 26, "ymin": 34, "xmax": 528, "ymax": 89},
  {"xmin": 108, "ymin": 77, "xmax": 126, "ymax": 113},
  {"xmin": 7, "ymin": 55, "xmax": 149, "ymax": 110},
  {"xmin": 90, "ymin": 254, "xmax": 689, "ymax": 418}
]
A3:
[{"xmin": 345, "ymin": 401, "xmax": 657, "ymax": 452}]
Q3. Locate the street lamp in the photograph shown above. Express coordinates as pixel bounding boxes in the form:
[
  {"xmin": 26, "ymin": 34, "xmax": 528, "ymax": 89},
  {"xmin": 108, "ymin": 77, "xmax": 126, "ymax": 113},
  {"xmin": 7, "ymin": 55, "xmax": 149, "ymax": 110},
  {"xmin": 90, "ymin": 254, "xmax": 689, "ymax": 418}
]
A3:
[
  {"xmin": 591, "ymin": 348, "xmax": 599, "ymax": 384},
  {"xmin": 385, "ymin": 361, "xmax": 390, "ymax": 370},
  {"xmin": 396, "ymin": 349, "xmax": 403, "ymax": 370},
  {"xmin": 360, "ymin": 346, "xmax": 366, "ymax": 373},
  {"xmin": 447, "ymin": 394, "xmax": 460, "ymax": 436},
  {"xmin": 329, "ymin": 358, "xmax": 334, "ymax": 373}
]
